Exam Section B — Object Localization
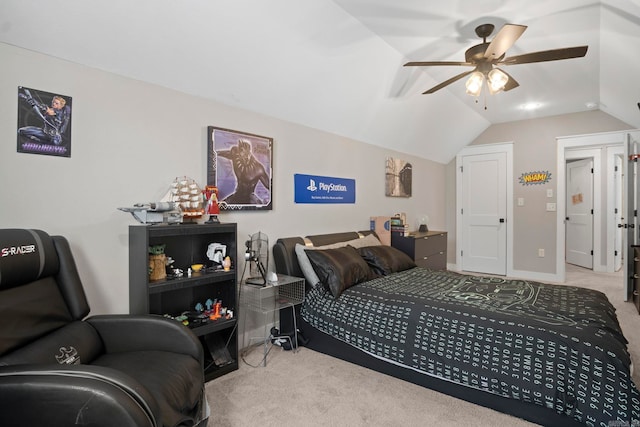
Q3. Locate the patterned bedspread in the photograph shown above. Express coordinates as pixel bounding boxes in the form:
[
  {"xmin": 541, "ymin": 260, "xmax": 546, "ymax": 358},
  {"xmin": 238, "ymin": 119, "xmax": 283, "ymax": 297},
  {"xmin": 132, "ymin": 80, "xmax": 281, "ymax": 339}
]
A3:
[{"xmin": 301, "ymin": 267, "xmax": 640, "ymax": 425}]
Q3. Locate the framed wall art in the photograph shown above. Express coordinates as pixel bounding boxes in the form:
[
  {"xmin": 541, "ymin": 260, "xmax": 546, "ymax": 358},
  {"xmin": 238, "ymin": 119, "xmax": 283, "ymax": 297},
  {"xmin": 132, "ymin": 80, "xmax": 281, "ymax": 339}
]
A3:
[
  {"xmin": 207, "ymin": 126, "xmax": 273, "ymax": 211},
  {"xmin": 385, "ymin": 157, "xmax": 412, "ymax": 197},
  {"xmin": 16, "ymin": 86, "xmax": 72, "ymax": 158}
]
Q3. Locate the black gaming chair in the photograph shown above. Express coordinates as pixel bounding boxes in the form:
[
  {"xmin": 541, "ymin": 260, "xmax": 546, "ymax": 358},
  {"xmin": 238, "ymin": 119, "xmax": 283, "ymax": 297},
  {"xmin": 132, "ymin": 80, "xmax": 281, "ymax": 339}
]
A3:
[{"xmin": 0, "ymin": 229, "xmax": 209, "ymax": 427}]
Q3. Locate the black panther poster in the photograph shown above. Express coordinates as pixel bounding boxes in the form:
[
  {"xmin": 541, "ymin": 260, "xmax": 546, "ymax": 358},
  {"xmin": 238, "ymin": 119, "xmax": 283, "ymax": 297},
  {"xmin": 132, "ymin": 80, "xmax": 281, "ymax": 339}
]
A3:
[{"xmin": 17, "ymin": 86, "xmax": 72, "ymax": 158}]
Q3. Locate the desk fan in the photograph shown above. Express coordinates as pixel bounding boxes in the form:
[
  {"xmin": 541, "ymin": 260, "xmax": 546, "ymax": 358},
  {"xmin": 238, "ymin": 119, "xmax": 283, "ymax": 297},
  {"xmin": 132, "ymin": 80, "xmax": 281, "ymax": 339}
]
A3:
[{"xmin": 245, "ymin": 231, "xmax": 268, "ymax": 285}]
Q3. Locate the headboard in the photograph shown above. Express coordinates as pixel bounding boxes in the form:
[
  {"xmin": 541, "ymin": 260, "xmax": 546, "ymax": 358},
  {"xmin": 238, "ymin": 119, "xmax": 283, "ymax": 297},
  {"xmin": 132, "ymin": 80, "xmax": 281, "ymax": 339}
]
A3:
[{"xmin": 272, "ymin": 230, "xmax": 376, "ymax": 287}]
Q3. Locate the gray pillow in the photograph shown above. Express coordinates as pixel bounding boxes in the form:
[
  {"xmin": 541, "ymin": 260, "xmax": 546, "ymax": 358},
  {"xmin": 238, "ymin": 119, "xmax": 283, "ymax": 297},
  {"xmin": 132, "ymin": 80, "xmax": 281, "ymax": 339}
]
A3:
[
  {"xmin": 305, "ymin": 246, "xmax": 373, "ymax": 298},
  {"xmin": 295, "ymin": 233, "xmax": 381, "ymax": 287},
  {"xmin": 357, "ymin": 245, "xmax": 416, "ymax": 275}
]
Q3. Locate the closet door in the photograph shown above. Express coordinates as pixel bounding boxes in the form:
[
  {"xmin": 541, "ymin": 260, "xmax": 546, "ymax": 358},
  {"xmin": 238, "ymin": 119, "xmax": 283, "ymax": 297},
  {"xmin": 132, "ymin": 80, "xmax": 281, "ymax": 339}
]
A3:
[
  {"xmin": 460, "ymin": 152, "xmax": 507, "ymax": 275},
  {"xmin": 565, "ymin": 158, "xmax": 594, "ymax": 269}
]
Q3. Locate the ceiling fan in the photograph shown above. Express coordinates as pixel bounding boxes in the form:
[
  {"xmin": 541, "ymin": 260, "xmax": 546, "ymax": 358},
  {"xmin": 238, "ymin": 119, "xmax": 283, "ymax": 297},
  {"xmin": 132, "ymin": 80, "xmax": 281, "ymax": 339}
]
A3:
[{"xmin": 405, "ymin": 23, "xmax": 588, "ymax": 96}]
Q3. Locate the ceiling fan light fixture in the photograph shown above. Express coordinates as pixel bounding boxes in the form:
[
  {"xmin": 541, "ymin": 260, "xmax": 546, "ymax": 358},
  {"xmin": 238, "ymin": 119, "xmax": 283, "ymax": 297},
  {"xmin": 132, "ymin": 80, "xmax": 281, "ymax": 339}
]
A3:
[
  {"xmin": 487, "ymin": 68, "xmax": 508, "ymax": 94},
  {"xmin": 465, "ymin": 71, "xmax": 484, "ymax": 97},
  {"xmin": 407, "ymin": 23, "xmax": 588, "ymax": 98}
]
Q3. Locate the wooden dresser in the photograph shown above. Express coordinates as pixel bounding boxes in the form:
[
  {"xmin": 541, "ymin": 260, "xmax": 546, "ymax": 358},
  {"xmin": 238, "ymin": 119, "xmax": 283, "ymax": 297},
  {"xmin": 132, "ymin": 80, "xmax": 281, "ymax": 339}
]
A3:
[{"xmin": 391, "ymin": 231, "xmax": 447, "ymax": 270}]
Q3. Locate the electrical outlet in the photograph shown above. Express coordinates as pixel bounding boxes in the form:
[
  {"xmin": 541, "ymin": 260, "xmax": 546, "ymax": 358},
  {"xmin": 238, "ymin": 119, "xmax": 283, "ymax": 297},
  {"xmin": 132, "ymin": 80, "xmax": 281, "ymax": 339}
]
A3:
[
  {"xmin": 517, "ymin": 197, "xmax": 524, "ymax": 207},
  {"xmin": 538, "ymin": 248, "xmax": 545, "ymax": 257},
  {"xmin": 546, "ymin": 203, "xmax": 556, "ymax": 212}
]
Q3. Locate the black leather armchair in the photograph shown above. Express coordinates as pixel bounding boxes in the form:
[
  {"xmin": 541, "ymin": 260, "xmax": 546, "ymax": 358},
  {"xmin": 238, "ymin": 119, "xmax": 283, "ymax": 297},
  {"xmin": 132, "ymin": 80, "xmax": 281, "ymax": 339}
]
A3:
[{"xmin": 0, "ymin": 229, "xmax": 208, "ymax": 427}]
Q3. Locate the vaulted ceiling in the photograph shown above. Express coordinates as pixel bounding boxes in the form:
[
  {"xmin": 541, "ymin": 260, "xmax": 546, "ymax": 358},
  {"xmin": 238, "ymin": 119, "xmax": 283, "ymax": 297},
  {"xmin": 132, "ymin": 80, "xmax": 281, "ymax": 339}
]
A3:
[{"xmin": 2, "ymin": 0, "xmax": 639, "ymax": 164}]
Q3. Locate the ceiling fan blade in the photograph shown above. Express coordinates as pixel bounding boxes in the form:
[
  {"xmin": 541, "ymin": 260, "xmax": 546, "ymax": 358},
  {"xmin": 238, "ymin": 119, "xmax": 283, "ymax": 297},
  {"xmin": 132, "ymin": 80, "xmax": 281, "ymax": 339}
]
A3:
[
  {"xmin": 501, "ymin": 46, "xmax": 588, "ymax": 65},
  {"xmin": 405, "ymin": 61, "xmax": 473, "ymax": 67},
  {"xmin": 484, "ymin": 24, "xmax": 527, "ymax": 60},
  {"xmin": 497, "ymin": 69, "xmax": 519, "ymax": 91},
  {"xmin": 422, "ymin": 70, "xmax": 474, "ymax": 94}
]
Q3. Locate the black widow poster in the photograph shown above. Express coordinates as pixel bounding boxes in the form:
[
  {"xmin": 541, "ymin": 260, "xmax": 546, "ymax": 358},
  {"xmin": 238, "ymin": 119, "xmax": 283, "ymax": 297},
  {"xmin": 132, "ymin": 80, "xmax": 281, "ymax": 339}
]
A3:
[{"xmin": 17, "ymin": 86, "xmax": 72, "ymax": 157}]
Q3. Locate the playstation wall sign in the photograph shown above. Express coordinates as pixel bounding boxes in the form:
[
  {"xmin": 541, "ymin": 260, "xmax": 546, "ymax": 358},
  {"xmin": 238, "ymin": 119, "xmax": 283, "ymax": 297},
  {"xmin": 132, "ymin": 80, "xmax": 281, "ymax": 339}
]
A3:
[{"xmin": 294, "ymin": 173, "xmax": 356, "ymax": 204}]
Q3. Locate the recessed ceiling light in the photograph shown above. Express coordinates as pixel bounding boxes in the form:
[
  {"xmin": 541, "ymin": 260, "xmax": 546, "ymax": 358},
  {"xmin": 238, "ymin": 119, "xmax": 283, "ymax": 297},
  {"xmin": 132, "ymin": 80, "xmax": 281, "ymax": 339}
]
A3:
[{"xmin": 519, "ymin": 102, "xmax": 542, "ymax": 111}]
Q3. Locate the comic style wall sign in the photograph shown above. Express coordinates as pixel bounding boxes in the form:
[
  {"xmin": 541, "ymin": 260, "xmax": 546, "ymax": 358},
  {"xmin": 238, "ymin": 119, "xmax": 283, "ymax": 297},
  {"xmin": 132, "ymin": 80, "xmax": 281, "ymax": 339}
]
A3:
[
  {"xmin": 207, "ymin": 126, "xmax": 273, "ymax": 211},
  {"xmin": 519, "ymin": 170, "xmax": 552, "ymax": 185},
  {"xmin": 17, "ymin": 86, "xmax": 72, "ymax": 158}
]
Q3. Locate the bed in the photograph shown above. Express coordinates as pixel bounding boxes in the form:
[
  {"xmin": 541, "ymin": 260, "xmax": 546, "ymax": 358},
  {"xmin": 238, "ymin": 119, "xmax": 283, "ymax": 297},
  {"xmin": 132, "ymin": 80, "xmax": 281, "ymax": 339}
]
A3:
[{"xmin": 273, "ymin": 230, "xmax": 640, "ymax": 427}]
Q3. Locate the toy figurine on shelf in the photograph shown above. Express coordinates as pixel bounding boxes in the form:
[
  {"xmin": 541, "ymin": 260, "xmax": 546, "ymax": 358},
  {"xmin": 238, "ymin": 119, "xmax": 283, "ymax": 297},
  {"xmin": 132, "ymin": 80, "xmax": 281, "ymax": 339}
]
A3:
[
  {"xmin": 209, "ymin": 301, "xmax": 222, "ymax": 321},
  {"xmin": 148, "ymin": 244, "xmax": 167, "ymax": 281},
  {"xmin": 203, "ymin": 185, "xmax": 220, "ymax": 223}
]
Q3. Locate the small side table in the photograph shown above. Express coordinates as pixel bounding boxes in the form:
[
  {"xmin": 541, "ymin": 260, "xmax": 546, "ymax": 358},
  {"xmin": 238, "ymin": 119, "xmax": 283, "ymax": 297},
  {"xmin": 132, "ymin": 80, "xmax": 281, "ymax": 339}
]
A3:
[
  {"xmin": 392, "ymin": 230, "xmax": 447, "ymax": 270},
  {"xmin": 240, "ymin": 274, "xmax": 304, "ymax": 366}
]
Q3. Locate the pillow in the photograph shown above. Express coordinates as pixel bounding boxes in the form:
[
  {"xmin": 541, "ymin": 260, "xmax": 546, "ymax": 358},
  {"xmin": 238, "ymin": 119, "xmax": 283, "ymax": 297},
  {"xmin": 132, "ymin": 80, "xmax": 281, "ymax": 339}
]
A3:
[
  {"xmin": 295, "ymin": 233, "xmax": 381, "ymax": 287},
  {"xmin": 357, "ymin": 245, "xmax": 416, "ymax": 276},
  {"xmin": 305, "ymin": 246, "xmax": 373, "ymax": 298}
]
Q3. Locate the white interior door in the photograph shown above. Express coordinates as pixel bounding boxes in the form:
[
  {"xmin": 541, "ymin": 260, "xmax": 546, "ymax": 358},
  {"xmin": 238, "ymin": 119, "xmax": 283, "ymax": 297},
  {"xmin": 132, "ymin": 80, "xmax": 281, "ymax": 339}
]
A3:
[
  {"xmin": 461, "ymin": 152, "xmax": 507, "ymax": 275},
  {"xmin": 565, "ymin": 158, "xmax": 594, "ymax": 268}
]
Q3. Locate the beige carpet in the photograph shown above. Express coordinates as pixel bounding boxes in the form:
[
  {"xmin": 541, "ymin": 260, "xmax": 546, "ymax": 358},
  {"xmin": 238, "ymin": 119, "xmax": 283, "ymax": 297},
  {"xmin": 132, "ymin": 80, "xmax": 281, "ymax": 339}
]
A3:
[{"xmin": 206, "ymin": 264, "xmax": 640, "ymax": 426}]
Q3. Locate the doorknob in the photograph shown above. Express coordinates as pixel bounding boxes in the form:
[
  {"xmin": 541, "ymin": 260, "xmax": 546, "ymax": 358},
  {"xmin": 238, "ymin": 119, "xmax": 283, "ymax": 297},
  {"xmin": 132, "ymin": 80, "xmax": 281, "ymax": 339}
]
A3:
[
  {"xmin": 499, "ymin": 218, "xmax": 505, "ymax": 223},
  {"xmin": 566, "ymin": 217, "xmax": 570, "ymax": 221}
]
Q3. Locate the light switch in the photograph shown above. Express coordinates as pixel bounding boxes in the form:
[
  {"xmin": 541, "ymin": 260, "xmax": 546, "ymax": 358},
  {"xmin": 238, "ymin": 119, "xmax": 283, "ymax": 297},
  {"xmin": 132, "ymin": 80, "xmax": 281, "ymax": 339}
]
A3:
[
  {"xmin": 517, "ymin": 197, "xmax": 525, "ymax": 207},
  {"xmin": 547, "ymin": 189, "xmax": 553, "ymax": 198}
]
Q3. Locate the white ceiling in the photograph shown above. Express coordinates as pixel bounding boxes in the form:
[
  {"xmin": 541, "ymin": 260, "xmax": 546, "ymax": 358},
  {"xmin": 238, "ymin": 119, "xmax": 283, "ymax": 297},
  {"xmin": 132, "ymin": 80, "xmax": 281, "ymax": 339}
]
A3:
[{"xmin": 2, "ymin": 0, "xmax": 639, "ymax": 163}]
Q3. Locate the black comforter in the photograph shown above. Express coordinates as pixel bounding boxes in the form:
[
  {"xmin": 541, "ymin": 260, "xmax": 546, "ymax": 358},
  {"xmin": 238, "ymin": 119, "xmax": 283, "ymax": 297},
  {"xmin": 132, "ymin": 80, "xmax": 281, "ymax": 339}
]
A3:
[{"xmin": 301, "ymin": 267, "xmax": 640, "ymax": 425}]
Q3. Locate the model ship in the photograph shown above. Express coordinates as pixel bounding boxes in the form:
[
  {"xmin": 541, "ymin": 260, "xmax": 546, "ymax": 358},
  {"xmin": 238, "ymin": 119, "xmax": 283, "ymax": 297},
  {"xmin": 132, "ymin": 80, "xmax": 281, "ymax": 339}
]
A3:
[
  {"xmin": 169, "ymin": 176, "xmax": 205, "ymax": 220},
  {"xmin": 118, "ymin": 202, "xmax": 182, "ymax": 224},
  {"xmin": 119, "ymin": 176, "xmax": 205, "ymax": 224}
]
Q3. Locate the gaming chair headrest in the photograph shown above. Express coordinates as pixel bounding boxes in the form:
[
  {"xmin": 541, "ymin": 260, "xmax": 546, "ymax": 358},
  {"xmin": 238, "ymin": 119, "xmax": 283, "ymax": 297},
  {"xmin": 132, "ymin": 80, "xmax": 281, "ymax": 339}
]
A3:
[{"xmin": 0, "ymin": 229, "xmax": 59, "ymax": 290}]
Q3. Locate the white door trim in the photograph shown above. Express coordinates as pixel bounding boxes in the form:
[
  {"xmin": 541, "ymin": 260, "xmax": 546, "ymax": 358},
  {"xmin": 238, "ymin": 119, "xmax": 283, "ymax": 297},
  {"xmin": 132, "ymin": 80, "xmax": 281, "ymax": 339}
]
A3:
[
  {"xmin": 456, "ymin": 142, "xmax": 514, "ymax": 277},
  {"xmin": 556, "ymin": 131, "xmax": 624, "ymax": 282},
  {"xmin": 607, "ymin": 146, "xmax": 624, "ymax": 273}
]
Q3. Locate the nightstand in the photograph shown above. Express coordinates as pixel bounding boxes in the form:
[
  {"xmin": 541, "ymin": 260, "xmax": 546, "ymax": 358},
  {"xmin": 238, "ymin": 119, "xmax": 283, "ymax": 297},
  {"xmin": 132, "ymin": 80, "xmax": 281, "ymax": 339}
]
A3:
[
  {"xmin": 392, "ymin": 231, "xmax": 447, "ymax": 270},
  {"xmin": 240, "ymin": 275, "xmax": 304, "ymax": 366}
]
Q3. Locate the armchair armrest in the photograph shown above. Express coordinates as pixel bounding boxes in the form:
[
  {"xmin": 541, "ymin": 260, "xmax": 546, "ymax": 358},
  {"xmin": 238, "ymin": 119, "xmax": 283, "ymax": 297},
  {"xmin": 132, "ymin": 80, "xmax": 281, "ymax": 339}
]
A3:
[
  {"xmin": 0, "ymin": 364, "xmax": 160, "ymax": 427},
  {"xmin": 86, "ymin": 315, "xmax": 204, "ymax": 366}
]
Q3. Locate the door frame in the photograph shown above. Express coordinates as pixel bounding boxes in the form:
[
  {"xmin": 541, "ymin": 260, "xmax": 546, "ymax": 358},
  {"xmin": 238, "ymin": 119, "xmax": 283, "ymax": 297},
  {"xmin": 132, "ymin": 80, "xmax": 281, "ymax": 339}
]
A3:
[
  {"xmin": 607, "ymin": 146, "xmax": 624, "ymax": 272},
  {"xmin": 456, "ymin": 142, "xmax": 514, "ymax": 276},
  {"xmin": 556, "ymin": 131, "xmax": 624, "ymax": 282}
]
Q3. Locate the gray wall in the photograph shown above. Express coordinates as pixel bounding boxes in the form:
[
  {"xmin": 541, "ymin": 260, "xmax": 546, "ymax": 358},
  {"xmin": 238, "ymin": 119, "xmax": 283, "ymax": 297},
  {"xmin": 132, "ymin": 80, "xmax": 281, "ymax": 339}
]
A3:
[
  {"xmin": 445, "ymin": 111, "xmax": 632, "ymax": 275},
  {"xmin": 0, "ymin": 42, "xmax": 445, "ymax": 315},
  {"xmin": 1, "ymin": 40, "xmax": 634, "ymax": 317}
]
